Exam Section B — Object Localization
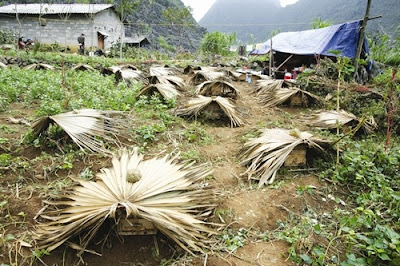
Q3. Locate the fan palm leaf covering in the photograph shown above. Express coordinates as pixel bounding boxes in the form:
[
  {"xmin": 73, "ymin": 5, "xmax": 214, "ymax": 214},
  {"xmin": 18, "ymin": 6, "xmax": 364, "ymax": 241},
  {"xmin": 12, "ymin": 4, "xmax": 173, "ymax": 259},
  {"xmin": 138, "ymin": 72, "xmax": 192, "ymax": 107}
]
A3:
[
  {"xmin": 24, "ymin": 63, "xmax": 54, "ymax": 70},
  {"xmin": 255, "ymin": 79, "xmax": 295, "ymax": 95},
  {"xmin": 148, "ymin": 75, "xmax": 187, "ymax": 91},
  {"xmin": 71, "ymin": 64, "xmax": 95, "ymax": 72},
  {"xmin": 305, "ymin": 110, "xmax": 377, "ymax": 133},
  {"xmin": 241, "ymin": 128, "xmax": 329, "ymax": 187},
  {"xmin": 31, "ymin": 109, "xmax": 125, "ymax": 153},
  {"xmin": 190, "ymin": 70, "xmax": 226, "ymax": 85},
  {"xmin": 259, "ymin": 87, "xmax": 323, "ymax": 107},
  {"xmin": 176, "ymin": 95, "xmax": 244, "ymax": 127},
  {"xmin": 137, "ymin": 84, "xmax": 181, "ymax": 100},
  {"xmin": 195, "ymin": 81, "xmax": 239, "ymax": 99},
  {"xmin": 33, "ymin": 148, "xmax": 216, "ymax": 255},
  {"xmin": 149, "ymin": 66, "xmax": 178, "ymax": 76}
]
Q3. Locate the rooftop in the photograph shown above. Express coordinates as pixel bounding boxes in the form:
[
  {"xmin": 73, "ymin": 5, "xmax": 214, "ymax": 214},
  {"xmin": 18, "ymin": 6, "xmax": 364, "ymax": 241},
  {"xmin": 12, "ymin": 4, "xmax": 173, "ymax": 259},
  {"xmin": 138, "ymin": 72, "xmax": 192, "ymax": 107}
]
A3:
[{"xmin": 0, "ymin": 4, "xmax": 114, "ymax": 15}]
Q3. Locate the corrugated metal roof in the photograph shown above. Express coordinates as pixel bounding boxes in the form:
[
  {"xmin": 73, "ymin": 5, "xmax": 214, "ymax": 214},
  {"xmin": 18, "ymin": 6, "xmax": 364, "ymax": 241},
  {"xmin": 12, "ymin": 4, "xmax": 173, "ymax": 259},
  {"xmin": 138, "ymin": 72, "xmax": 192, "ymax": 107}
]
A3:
[{"xmin": 0, "ymin": 4, "xmax": 113, "ymax": 15}]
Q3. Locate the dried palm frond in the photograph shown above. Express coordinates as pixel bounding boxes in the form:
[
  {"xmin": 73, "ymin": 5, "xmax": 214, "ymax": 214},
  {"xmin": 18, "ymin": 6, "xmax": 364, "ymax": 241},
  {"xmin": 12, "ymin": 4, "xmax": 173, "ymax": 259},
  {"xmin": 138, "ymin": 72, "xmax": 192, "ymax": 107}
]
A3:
[
  {"xmin": 255, "ymin": 79, "xmax": 295, "ymax": 95},
  {"xmin": 190, "ymin": 71, "xmax": 227, "ymax": 85},
  {"xmin": 260, "ymin": 87, "xmax": 323, "ymax": 107},
  {"xmin": 184, "ymin": 65, "xmax": 201, "ymax": 75},
  {"xmin": 31, "ymin": 109, "xmax": 125, "ymax": 153},
  {"xmin": 176, "ymin": 95, "xmax": 244, "ymax": 127},
  {"xmin": 118, "ymin": 64, "xmax": 139, "ymax": 71},
  {"xmin": 195, "ymin": 81, "xmax": 239, "ymax": 99},
  {"xmin": 33, "ymin": 148, "xmax": 216, "ymax": 255},
  {"xmin": 0, "ymin": 62, "xmax": 6, "ymax": 69},
  {"xmin": 241, "ymin": 128, "xmax": 329, "ymax": 187},
  {"xmin": 137, "ymin": 84, "xmax": 181, "ymax": 100},
  {"xmin": 305, "ymin": 110, "xmax": 377, "ymax": 133},
  {"xmin": 102, "ymin": 65, "xmax": 121, "ymax": 75},
  {"xmin": 71, "ymin": 64, "xmax": 95, "ymax": 72},
  {"xmin": 148, "ymin": 75, "xmax": 187, "ymax": 91},
  {"xmin": 226, "ymin": 70, "xmax": 246, "ymax": 81},
  {"xmin": 150, "ymin": 66, "xmax": 177, "ymax": 76},
  {"xmin": 24, "ymin": 63, "xmax": 54, "ymax": 70},
  {"xmin": 115, "ymin": 69, "xmax": 144, "ymax": 84}
]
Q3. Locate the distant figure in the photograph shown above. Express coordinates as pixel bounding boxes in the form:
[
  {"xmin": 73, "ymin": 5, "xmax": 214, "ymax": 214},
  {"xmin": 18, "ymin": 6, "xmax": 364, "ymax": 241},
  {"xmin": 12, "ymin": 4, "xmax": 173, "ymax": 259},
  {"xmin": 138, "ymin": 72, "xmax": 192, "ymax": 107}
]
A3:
[
  {"xmin": 78, "ymin": 33, "xmax": 85, "ymax": 55},
  {"xmin": 18, "ymin": 37, "xmax": 25, "ymax": 49}
]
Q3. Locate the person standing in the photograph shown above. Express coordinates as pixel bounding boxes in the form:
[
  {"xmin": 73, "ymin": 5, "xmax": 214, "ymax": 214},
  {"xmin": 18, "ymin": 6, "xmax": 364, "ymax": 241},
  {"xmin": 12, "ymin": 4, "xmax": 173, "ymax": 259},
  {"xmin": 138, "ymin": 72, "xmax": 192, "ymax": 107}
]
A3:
[{"xmin": 78, "ymin": 33, "xmax": 85, "ymax": 55}]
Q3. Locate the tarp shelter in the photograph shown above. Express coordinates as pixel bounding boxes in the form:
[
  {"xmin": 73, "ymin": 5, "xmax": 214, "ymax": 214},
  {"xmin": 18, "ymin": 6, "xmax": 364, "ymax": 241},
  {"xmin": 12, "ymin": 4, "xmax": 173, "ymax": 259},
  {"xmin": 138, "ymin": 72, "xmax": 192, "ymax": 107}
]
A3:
[{"xmin": 250, "ymin": 20, "xmax": 369, "ymax": 59}]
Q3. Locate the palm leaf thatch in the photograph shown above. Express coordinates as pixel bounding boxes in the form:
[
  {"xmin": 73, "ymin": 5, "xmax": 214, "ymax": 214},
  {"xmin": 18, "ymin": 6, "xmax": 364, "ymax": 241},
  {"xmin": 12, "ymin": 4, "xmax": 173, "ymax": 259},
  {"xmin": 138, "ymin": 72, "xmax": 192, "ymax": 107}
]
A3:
[
  {"xmin": 33, "ymin": 148, "xmax": 216, "ymax": 255},
  {"xmin": 305, "ymin": 110, "xmax": 377, "ymax": 134},
  {"xmin": 190, "ymin": 71, "xmax": 227, "ymax": 86},
  {"xmin": 71, "ymin": 64, "xmax": 95, "ymax": 72},
  {"xmin": 227, "ymin": 70, "xmax": 247, "ymax": 81},
  {"xmin": 176, "ymin": 96, "xmax": 244, "ymax": 127},
  {"xmin": 260, "ymin": 87, "xmax": 323, "ymax": 107},
  {"xmin": 24, "ymin": 63, "xmax": 54, "ymax": 70},
  {"xmin": 115, "ymin": 69, "xmax": 144, "ymax": 84},
  {"xmin": 118, "ymin": 64, "xmax": 139, "ymax": 71},
  {"xmin": 31, "ymin": 109, "xmax": 125, "ymax": 153},
  {"xmin": 183, "ymin": 65, "xmax": 201, "ymax": 75},
  {"xmin": 148, "ymin": 75, "xmax": 187, "ymax": 91},
  {"xmin": 255, "ymin": 79, "xmax": 295, "ymax": 95},
  {"xmin": 150, "ymin": 66, "xmax": 177, "ymax": 76},
  {"xmin": 137, "ymin": 84, "xmax": 181, "ymax": 100},
  {"xmin": 241, "ymin": 128, "xmax": 329, "ymax": 187},
  {"xmin": 102, "ymin": 65, "xmax": 121, "ymax": 75},
  {"xmin": 195, "ymin": 81, "xmax": 239, "ymax": 99}
]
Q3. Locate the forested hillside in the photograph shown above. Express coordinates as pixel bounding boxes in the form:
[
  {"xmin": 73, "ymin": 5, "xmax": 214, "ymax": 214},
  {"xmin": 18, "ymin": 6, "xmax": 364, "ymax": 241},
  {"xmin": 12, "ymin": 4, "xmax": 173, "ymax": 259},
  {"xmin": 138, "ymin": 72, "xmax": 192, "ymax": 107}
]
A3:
[{"xmin": 200, "ymin": 0, "xmax": 400, "ymax": 42}]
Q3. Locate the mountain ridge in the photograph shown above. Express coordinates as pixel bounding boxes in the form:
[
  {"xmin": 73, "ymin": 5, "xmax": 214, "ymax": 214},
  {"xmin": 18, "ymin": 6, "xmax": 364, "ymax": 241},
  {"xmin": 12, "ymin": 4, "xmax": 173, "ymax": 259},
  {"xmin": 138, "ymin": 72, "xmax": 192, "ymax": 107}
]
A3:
[{"xmin": 200, "ymin": 0, "xmax": 400, "ymax": 42}]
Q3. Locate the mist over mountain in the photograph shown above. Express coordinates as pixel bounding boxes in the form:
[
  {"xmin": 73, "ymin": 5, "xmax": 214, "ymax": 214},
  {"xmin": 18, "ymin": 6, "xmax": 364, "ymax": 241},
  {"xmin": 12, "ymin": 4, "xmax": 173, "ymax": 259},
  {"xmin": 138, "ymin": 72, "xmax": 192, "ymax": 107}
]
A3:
[{"xmin": 200, "ymin": 0, "xmax": 400, "ymax": 43}]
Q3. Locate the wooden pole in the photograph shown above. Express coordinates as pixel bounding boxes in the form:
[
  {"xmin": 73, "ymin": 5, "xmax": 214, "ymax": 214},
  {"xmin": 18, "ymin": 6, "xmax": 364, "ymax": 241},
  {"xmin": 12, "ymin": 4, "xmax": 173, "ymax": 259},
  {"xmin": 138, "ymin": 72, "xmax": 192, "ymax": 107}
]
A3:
[
  {"xmin": 269, "ymin": 38, "xmax": 273, "ymax": 76},
  {"xmin": 354, "ymin": 0, "xmax": 372, "ymax": 76}
]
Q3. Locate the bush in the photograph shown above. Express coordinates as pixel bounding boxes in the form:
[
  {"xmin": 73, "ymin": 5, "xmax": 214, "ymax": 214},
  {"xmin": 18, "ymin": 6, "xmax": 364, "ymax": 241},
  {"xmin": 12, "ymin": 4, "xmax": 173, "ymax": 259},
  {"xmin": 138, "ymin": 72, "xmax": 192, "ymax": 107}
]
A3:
[
  {"xmin": 322, "ymin": 138, "xmax": 400, "ymax": 265},
  {"xmin": 201, "ymin": 31, "xmax": 237, "ymax": 56},
  {"xmin": 0, "ymin": 29, "xmax": 15, "ymax": 44}
]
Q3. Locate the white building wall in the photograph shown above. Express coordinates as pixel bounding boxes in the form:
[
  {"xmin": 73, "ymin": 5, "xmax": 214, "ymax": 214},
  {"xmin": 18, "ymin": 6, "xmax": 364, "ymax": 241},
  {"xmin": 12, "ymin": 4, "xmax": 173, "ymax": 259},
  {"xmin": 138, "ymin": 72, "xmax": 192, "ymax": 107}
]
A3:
[{"xmin": 0, "ymin": 8, "xmax": 123, "ymax": 51}]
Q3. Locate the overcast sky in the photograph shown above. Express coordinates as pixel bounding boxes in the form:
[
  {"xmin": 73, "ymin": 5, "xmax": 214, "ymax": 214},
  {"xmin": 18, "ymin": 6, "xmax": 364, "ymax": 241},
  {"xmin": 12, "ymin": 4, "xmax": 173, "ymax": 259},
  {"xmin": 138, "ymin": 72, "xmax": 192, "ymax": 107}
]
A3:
[{"xmin": 182, "ymin": 0, "xmax": 300, "ymax": 22}]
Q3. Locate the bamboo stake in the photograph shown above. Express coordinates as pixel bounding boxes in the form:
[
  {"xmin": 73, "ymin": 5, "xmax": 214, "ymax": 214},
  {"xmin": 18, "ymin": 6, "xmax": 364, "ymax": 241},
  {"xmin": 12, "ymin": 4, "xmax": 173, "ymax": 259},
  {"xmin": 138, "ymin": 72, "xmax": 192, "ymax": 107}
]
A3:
[{"xmin": 354, "ymin": 0, "xmax": 372, "ymax": 77}]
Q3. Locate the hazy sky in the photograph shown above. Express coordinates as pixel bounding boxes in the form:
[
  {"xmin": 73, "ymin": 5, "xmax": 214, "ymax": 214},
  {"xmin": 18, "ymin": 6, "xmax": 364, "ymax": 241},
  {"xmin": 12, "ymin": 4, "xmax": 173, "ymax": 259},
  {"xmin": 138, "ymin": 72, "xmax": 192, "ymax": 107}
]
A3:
[{"xmin": 182, "ymin": 0, "xmax": 300, "ymax": 22}]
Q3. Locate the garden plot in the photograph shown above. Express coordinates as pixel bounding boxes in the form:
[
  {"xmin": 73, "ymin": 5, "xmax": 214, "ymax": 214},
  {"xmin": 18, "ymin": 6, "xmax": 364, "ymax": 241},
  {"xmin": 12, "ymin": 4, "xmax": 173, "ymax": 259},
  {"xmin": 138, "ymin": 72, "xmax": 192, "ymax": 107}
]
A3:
[{"xmin": 0, "ymin": 57, "xmax": 396, "ymax": 266}]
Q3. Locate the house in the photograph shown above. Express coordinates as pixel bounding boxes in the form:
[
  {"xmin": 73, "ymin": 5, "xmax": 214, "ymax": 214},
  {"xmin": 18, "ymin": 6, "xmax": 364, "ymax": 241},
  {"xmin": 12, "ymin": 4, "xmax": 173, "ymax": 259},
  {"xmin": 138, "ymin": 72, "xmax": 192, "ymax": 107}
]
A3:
[
  {"xmin": 124, "ymin": 35, "xmax": 151, "ymax": 48},
  {"xmin": 250, "ymin": 21, "xmax": 370, "ymax": 77},
  {"xmin": 0, "ymin": 4, "xmax": 124, "ymax": 51}
]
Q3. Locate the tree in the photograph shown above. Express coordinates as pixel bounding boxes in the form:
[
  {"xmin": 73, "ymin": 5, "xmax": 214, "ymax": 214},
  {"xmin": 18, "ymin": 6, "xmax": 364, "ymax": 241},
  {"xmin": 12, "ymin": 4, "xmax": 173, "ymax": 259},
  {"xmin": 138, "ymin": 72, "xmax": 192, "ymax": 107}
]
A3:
[
  {"xmin": 58, "ymin": 1, "xmax": 73, "ymax": 48},
  {"xmin": 114, "ymin": 0, "xmax": 141, "ymax": 59},
  {"xmin": 162, "ymin": 6, "xmax": 193, "ymax": 52},
  {"xmin": 201, "ymin": 31, "xmax": 237, "ymax": 56}
]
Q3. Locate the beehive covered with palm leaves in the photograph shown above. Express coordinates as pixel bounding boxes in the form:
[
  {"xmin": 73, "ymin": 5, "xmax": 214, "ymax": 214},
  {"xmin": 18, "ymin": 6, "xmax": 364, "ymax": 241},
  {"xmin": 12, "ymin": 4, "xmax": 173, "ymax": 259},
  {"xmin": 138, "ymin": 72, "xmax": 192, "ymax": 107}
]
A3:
[
  {"xmin": 178, "ymin": 70, "xmax": 243, "ymax": 127},
  {"xmin": 241, "ymin": 128, "xmax": 330, "ymax": 187},
  {"xmin": 33, "ymin": 148, "xmax": 217, "ymax": 255},
  {"xmin": 255, "ymin": 79, "xmax": 323, "ymax": 107}
]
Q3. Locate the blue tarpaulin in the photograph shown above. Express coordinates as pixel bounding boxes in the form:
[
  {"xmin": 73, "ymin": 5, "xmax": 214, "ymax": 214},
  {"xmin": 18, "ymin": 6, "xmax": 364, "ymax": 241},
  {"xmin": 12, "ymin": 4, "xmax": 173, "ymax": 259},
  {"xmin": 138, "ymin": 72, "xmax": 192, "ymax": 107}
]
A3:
[{"xmin": 251, "ymin": 20, "xmax": 369, "ymax": 58}]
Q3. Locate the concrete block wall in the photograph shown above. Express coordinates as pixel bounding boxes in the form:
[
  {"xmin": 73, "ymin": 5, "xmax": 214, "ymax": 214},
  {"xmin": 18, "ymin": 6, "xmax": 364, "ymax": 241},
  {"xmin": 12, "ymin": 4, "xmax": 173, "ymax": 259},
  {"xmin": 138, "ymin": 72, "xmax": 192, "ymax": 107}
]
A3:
[{"xmin": 0, "ymin": 8, "xmax": 123, "ymax": 51}]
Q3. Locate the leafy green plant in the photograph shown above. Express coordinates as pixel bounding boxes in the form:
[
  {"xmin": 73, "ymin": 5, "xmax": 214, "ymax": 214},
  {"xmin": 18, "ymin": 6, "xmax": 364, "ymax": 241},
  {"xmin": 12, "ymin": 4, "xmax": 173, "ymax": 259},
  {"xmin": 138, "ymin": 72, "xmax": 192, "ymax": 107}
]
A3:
[
  {"xmin": 312, "ymin": 18, "xmax": 332, "ymax": 29},
  {"xmin": 201, "ymin": 31, "xmax": 237, "ymax": 56},
  {"xmin": 321, "ymin": 138, "xmax": 400, "ymax": 264},
  {"xmin": 220, "ymin": 228, "xmax": 247, "ymax": 252}
]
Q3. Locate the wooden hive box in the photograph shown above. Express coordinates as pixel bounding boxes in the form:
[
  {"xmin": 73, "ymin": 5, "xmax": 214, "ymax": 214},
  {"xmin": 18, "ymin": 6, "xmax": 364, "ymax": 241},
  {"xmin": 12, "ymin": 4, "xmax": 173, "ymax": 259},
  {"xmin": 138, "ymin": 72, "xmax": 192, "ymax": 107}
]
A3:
[
  {"xmin": 289, "ymin": 93, "xmax": 303, "ymax": 106},
  {"xmin": 117, "ymin": 218, "xmax": 157, "ymax": 236},
  {"xmin": 284, "ymin": 144, "xmax": 307, "ymax": 167}
]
